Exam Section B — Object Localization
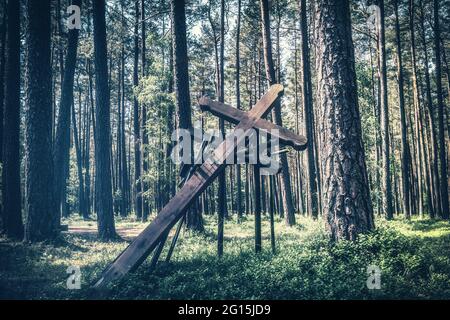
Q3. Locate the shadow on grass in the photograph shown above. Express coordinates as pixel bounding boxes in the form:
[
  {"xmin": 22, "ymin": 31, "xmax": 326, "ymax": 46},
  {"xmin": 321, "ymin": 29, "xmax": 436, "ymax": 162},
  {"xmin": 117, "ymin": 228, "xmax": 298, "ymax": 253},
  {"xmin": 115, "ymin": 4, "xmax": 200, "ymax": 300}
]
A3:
[{"xmin": 405, "ymin": 219, "xmax": 450, "ymax": 233}]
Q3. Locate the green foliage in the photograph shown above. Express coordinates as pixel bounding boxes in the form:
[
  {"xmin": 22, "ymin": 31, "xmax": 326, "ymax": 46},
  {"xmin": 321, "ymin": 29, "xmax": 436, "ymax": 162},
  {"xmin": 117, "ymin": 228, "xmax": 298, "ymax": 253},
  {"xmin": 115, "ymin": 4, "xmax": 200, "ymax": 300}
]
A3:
[{"xmin": 1, "ymin": 216, "xmax": 449, "ymax": 299}]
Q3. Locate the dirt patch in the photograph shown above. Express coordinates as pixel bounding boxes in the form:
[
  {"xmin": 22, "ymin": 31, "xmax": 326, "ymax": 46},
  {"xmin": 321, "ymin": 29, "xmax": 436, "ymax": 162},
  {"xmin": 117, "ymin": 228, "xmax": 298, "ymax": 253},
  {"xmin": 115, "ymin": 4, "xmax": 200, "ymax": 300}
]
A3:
[{"xmin": 67, "ymin": 225, "xmax": 145, "ymax": 241}]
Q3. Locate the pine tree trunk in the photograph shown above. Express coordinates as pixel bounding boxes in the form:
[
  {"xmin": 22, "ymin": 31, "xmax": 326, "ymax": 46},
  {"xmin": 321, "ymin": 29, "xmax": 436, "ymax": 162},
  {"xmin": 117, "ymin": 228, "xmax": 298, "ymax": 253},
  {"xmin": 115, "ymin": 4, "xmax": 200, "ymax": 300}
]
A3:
[
  {"xmin": 259, "ymin": 0, "xmax": 296, "ymax": 225},
  {"xmin": 141, "ymin": 0, "xmax": 150, "ymax": 221},
  {"xmin": 300, "ymin": 0, "xmax": 319, "ymax": 219},
  {"xmin": 0, "ymin": 0, "xmax": 5, "ymax": 165},
  {"xmin": 0, "ymin": 0, "xmax": 5, "ymax": 230},
  {"xmin": 314, "ymin": 0, "xmax": 375, "ymax": 241},
  {"xmin": 377, "ymin": 0, "xmax": 394, "ymax": 220},
  {"xmin": 92, "ymin": 0, "xmax": 116, "ymax": 240},
  {"xmin": 72, "ymin": 99, "xmax": 88, "ymax": 219},
  {"xmin": 235, "ymin": 0, "xmax": 243, "ymax": 222},
  {"xmin": 2, "ymin": 0, "xmax": 23, "ymax": 239},
  {"xmin": 408, "ymin": 0, "xmax": 425, "ymax": 217},
  {"xmin": 433, "ymin": 0, "xmax": 449, "ymax": 218},
  {"xmin": 419, "ymin": 0, "xmax": 440, "ymax": 218},
  {"xmin": 217, "ymin": 0, "xmax": 227, "ymax": 255},
  {"xmin": 171, "ymin": 0, "xmax": 204, "ymax": 231},
  {"xmin": 393, "ymin": 0, "xmax": 412, "ymax": 218},
  {"xmin": 24, "ymin": 0, "xmax": 58, "ymax": 242},
  {"xmin": 54, "ymin": 0, "xmax": 82, "ymax": 220},
  {"xmin": 133, "ymin": 1, "xmax": 142, "ymax": 219}
]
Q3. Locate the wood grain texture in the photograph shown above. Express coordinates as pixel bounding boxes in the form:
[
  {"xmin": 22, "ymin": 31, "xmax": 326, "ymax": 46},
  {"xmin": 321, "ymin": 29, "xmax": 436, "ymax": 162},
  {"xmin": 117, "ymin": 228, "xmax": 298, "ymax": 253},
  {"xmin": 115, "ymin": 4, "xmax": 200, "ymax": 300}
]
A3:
[{"xmin": 199, "ymin": 98, "xmax": 307, "ymax": 151}]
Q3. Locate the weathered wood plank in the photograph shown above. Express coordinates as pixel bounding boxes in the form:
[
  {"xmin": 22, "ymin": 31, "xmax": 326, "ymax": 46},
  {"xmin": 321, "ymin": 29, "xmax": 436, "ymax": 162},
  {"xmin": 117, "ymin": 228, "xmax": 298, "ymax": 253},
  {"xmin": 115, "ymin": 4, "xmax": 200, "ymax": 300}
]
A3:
[
  {"xmin": 199, "ymin": 98, "xmax": 307, "ymax": 151},
  {"xmin": 92, "ymin": 84, "xmax": 284, "ymax": 290}
]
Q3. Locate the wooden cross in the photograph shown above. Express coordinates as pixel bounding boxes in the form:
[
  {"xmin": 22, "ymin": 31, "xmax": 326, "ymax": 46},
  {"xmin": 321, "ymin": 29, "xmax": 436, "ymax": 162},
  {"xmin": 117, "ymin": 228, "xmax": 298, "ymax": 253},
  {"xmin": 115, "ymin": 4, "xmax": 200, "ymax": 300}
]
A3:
[{"xmin": 93, "ymin": 84, "xmax": 307, "ymax": 290}]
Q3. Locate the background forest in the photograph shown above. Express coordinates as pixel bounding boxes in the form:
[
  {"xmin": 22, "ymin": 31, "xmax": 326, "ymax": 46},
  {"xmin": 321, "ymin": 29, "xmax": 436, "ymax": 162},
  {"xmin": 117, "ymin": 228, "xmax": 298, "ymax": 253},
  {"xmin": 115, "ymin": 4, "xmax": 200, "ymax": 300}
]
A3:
[{"xmin": 0, "ymin": 0, "xmax": 449, "ymax": 300}]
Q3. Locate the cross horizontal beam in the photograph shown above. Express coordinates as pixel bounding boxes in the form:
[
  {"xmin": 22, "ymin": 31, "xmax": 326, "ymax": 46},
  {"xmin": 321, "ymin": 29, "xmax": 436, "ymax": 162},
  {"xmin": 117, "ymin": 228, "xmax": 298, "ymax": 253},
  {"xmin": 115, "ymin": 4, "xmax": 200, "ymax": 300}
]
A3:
[{"xmin": 199, "ymin": 97, "xmax": 307, "ymax": 151}]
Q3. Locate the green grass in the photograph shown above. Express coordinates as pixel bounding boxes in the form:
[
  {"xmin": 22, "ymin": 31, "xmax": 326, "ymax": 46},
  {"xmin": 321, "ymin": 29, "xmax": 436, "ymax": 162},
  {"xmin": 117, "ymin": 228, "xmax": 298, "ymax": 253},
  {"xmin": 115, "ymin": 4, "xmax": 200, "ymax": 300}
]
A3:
[{"xmin": 1, "ymin": 214, "xmax": 449, "ymax": 299}]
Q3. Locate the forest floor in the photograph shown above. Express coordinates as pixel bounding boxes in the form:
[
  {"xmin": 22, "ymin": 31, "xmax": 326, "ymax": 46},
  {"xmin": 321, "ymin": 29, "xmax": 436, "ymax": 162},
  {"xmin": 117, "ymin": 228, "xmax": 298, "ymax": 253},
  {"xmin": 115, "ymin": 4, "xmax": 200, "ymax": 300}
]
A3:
[{"xmin": 1, "ymin": 214, "xmax": 450, "ymax": 299}]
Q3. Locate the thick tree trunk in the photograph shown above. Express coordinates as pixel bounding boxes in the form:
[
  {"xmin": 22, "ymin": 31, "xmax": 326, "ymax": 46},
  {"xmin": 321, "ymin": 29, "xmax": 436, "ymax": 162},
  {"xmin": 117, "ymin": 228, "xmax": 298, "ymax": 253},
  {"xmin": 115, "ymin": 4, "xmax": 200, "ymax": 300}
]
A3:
[
  {"xmin": 0, "ymin": 0, "xmax": 5, "ymax": 165},
  {"xmin": 314, "ymin": 0, "xmax": 374, "ymax": 241},
  {"xmin": 259, "ymin": 0, "xmax": 296, "ymax": 225},
  {"xmin": 393, "ymin": 0, "xmax": 411, "ymax": 218},
  {"xmin": 93, "ymin": 0, "xmax": 117, "ymax": 240},
  {"xmin": 0, "ymin": 0, "xmax": 4, "ymax": 230},
  {"xmin": 2, "ymin": 0, "xmax": 23, "ymax": 239},
  {"xmin": 24, "ymin": 0, "xmax": 58, "ymax": 242}
]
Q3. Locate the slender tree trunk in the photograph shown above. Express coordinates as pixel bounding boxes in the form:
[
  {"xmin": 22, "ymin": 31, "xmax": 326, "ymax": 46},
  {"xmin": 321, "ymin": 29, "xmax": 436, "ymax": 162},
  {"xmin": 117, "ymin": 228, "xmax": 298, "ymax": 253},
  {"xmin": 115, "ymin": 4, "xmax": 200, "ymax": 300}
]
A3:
[
  {"xmin": 54, "ymin": 0, "xmax": 82, "ymax": 220},
  {"xmin": 419, "ymin": 0, "xmax": 440, "ymax": 218},
  {"xmin": 314, "ymin": 0, "xmax": 374, "ymax": 241},
  {"xmin": 300, "ymin": 0, "xmax": 319, "ymax": 219},
  {"xmin": 394, "ymin": 0, "xmax": 411, "ymax": 218},
  {"xmin": 254, "ymin": 163, "xmax": 262, "ymax": 252},
  {"xmin": 2, "ymin": 0, "xmax": 23, "ymax": 239},
  {"xmin": 377, "ymin": 0, "xmax": 394, "ymax": 220},
  {"xmin": 433, "ymin": 0, "xmax": 449, "ymax": 218},
  {"xmin": 259, "ymin": 0, "xmax": 296, "ymax": 225},
  {"xmin": 141, "ymin": 0, "xmax": 150, "ymax": 221},
  {"xmin": 133, "ymin": 1, "xmax": 142, "ymax": 219},
  {"xmin": 24, "ymin": 0, "xmax": 58, "ymax": 241},
  {"xmin": 72, "ymin": 98, "xmax": 88, "ymax": 219},
  {"xmin": 84, "ymin": 74, "xmax": 92, "ymax": 217},
  {"xmin": 93, "ymin": 0, "xmax": 117, "ymax": 240},
  {"xmin": 118, "ymin": 2, "xmax": 129, "ymax": 217},
  {"xmin": 408, "ymin": 0, "xmax": 425, "ymax": 217},
  {"xmin": 235, "ymin": 0, "xmax": 243, "ymax": 222},
  {"xmin": 217, "ymin": 0, "xmax": 227, "ymax": 255}
]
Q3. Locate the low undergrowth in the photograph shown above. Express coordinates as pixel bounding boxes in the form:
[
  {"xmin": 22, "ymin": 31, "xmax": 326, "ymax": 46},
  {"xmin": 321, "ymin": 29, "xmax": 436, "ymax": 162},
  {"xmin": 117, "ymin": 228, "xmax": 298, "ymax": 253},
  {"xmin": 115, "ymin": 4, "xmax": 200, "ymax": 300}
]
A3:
[{"xmin": 1, "ymin": 214, "xmax": 449, "ymax": 299}]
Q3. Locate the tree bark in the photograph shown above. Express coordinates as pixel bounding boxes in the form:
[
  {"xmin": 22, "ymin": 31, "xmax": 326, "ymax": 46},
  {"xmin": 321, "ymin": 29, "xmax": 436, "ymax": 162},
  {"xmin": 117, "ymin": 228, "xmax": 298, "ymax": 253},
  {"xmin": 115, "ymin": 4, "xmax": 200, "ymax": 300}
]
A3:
[
  {"xmin": 314, "ymin": 0, "xmax": 375, "ymax": 241},
  {"xmin": 24, "ymin": 0, "xmax": 58, "ymax": 242},
  {"xmin": 2, "ymin": 0, "xmax": 23, "ymax": 239},
  {"xmin": 0, "ymin": 0, "xmax": 5, "ymax": 165},
  {"xmin": 141, "ymin": 0, "xmax": 150, "ymax": 221},
  {"xmin": 259, "ymin": 0, "xmax": 296, "ymax": 225},
  {"xmin": 54, "ymin": 0, "xmax": 82, "ymax": 220},
  {"xmin": 133, "ymin": 1, "xmax": 142, "ymax": 219},
  {"xmin": 300, "ymin": 0, "xmax": 319, "ymax": 219},
  {"xmin": 217, "ymin": 0, "xmax": 226, "ymax": 255},
  {"xmin": 419, "ymin": 0, "xmax": 440, "ymax": 218},
  {"xmin": 376, "ymin": 0, "xmax": 394, "ymax": 220},
  {"xmin": 72, "ymin": 97, "xmax": 88, "ymax": 219},
  {"xmin": 433, "ymin": 0, "xmax": 449, "ymax": 218},
  {"xmin": 409, "ymin": 0, "xmax": 425, "ymax": 217},
  {"xmin": 93, "ymin": 0, "xmax": 117, "ymax": 240},
  {"xmin": 393, "ymin": 0, "xmax": 412, "ymax": 218},
  {"xmin": 170, "ymin": 0, "xmax": 204, "ymax": 231},
  {"xmin": 235, "ymin": 0, "xmax": 243, "ymax": 222}
]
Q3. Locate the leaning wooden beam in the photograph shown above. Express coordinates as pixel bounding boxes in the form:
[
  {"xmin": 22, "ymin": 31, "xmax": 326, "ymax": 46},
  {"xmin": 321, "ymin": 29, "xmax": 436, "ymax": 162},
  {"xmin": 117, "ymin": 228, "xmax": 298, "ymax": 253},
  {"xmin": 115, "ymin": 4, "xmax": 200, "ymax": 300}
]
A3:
[
  {"xmin": 92, "ymin": 84, "xmax": 284, "ymax": 290},
  {"xmin": 199, "ymin": 98, "xmax": 308, "ymax": 151}
]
